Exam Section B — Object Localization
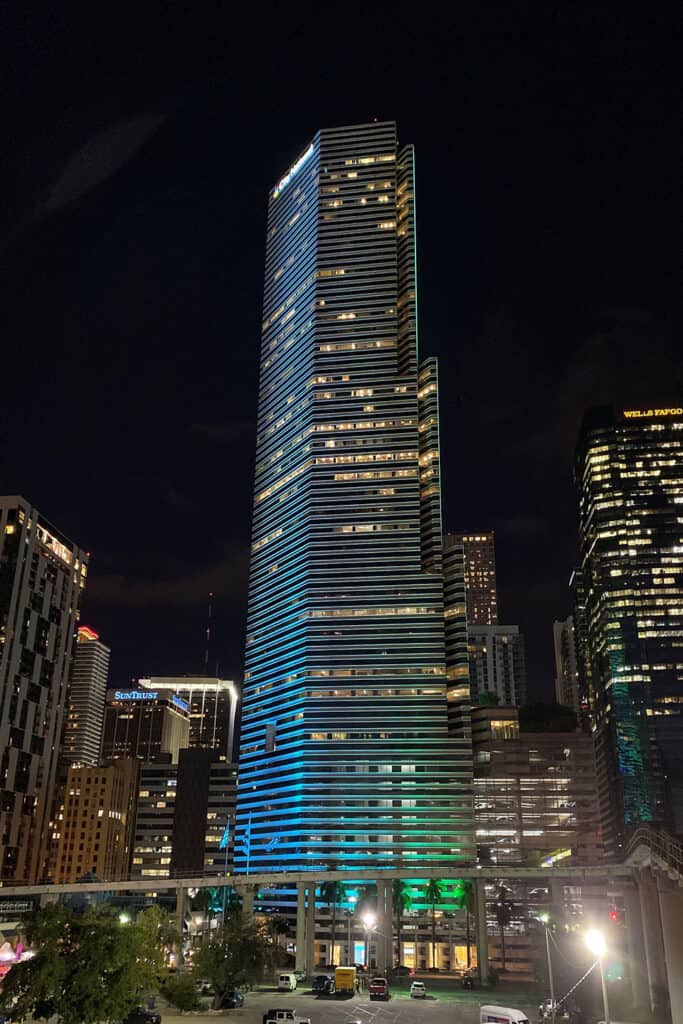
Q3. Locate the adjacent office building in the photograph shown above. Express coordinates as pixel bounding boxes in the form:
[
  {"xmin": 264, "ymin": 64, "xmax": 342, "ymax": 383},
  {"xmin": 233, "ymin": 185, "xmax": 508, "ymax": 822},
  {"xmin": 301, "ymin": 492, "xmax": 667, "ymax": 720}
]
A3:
[
  {"xmin": 553, "ymin": 616, "xmax": 582, "ymax": 715},
  {"xmin": 102, "ymin": 689, "xmax": 190, "ymax": 764},
  {"xmin": 575, "ymin": 404, "xmax": 683, "ymax": 844},
  {"xmin": 472, "ymin": 706, "xmax": 602, "ymax": 866},
  {"xmin": 443, "ymin": 534, "xmax": 472, "ymax": 735},
  {"xmin": 451, "ymin": 531, "xmax": 498, "ymax": 625},
  {"xmin": 139, "ymin": 676, "xmax": 238, "ymax": 759},
  {"xmin": 131, "ymin": 750, "xmax": 237, "ymax": 879},
  {"xmin": 62, "ymin": 626, "xmax": 111, "ymax": 767},
  {"xmin": 468, "ymin": 625, "xmax": 527, "ymax": 706},
  {"xmin": 236, "ymin": 121, "xmax": 474, "ymax": 871},
  {"xmin": 0, "ymin": 496, "xmax": 88, "ymax": 883},
  {"xmin": 52, "ymin": 758, "xmax": 138, "ymax": 883}
]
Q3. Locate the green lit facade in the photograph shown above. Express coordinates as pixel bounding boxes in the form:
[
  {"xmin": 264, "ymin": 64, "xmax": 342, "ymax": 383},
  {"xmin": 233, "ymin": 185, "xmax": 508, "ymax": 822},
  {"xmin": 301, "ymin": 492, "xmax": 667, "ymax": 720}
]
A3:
[
  {"xmin": 235, "ymin": 121, "xmax": 474, "ymax": 873},
  {"xmin": 576, "ymin": 405, "xmax": 683, "ymax": 845}
]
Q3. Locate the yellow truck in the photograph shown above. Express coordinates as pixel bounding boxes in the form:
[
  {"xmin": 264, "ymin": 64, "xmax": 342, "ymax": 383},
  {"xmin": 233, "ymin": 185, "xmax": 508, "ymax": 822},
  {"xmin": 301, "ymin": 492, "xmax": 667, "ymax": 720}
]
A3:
[{"xmin": 334, "ymin": 966, "xmax": 356, "ymax": 995}]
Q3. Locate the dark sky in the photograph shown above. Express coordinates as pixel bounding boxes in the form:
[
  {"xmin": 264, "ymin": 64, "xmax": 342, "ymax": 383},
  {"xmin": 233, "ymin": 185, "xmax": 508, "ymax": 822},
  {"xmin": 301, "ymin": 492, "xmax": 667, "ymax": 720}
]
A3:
[{"xmin": 2, "ymin": 4, "xmax": 680, "ymax": 698}]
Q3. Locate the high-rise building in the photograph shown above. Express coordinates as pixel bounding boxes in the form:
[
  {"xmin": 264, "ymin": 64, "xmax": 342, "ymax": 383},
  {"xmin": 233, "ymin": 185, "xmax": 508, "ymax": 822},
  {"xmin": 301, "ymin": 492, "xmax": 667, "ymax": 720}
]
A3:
[
  {"xmin": 451, "ymin": 531, "xmax": 498, "ymax": 625},
  {"xmin": 52, "ymin": 758, "xmax": 138, "ymax": 883},
  {"xmin": 553, "ymin": 617, "xmax": 582, "ymax": 715},
  {"xmin": 0, "ymin": 496, "xmax": 88, "ymax": 883},
  {"xmin": 468, "ymin": 625, "xmax": 527, "ymax": 706},
  {"xmin": 235, "ymin": 121, "xmax": 474, "ymax": 872},
  {"xmin": 131, "ymin": 751, "xmax": 236, "ymax": 879},
  {"xmin": 443, "ymin": 534, "xmax": 471, "ymax": 735},
  {"xmin": 139, "ymin": 676, "xmax": 238, "ymax": 759},
  {"xmin": 575, "ymin": 404, "xmax": 683, "ymax": 845},
  {"xmin": 102, "ymin": 689, "xmax": 190, "ymax": 764},
  {"xmin": 62, "ymin": 626, "xmax": 110, "ymax": 767},
  {"xmin": 472, "ymin": 706, "xmax": 602, "ymax": 866}
]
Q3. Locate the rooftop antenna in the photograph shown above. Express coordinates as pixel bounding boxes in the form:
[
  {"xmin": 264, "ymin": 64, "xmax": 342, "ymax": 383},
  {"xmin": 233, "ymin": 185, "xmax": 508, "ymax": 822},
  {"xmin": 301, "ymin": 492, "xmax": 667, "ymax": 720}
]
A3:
[{"xmin": 204, "ymin": 592, "xmax": 213, "ymax": 677}]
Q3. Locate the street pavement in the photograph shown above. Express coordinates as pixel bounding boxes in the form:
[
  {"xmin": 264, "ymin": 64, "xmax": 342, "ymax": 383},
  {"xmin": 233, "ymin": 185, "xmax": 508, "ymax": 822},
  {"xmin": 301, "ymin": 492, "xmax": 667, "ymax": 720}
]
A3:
[{"xmin": 159, "ymin": 982, "xmax": 538, "ymax": 1023}]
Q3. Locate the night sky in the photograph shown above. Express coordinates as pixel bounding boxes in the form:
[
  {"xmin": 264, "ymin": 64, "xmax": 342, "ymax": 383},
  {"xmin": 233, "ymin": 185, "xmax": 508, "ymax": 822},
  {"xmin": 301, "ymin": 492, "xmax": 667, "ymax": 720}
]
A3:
[{"xmin": 2, "ymin": 5, "xmax": 680, "ymax": 698}]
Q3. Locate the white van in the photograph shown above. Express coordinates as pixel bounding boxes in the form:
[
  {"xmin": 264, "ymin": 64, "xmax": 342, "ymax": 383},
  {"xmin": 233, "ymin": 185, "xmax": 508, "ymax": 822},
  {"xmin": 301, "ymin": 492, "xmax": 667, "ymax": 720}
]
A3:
[
  {"xmin": 480, "ymin": 1007, "xmax": 530, "ymax": 1024},
  {"xmin": 277, "ymin": 973, "xmax": 297, "ymax": 991}
]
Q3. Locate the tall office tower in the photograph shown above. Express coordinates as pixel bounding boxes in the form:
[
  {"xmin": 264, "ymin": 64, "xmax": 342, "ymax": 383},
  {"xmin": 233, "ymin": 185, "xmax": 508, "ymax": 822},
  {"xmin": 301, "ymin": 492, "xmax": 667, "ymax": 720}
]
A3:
[
  {"xmin": 468, "ymin": 625, "xmax": 527, "ymax": 706},
  {"xmin": 451, "ymin": 531, "xmax": 498, "ymax": 625},
  {"xmin": 52, "ymin": 758, "xmax": 138, "ymax": 883},
  {"xmin": 102, "ymin": 688, "xmax": 190, "ymax": 763},
  {"xmin": 62, "ymin": 626, "xmax": 111, "ymax": 767},
  {"xmin": 0, "ymin": 496, "xmax": 88, "ymax": 883},
  {"xmin": 236, "ymin": 121, "xmax": 474, "ymax": 872},
  {"xmin": 576, "ymin": 404, "xmax": 683, "ymax": 845},
  {"xmin": 553, "ymin": 617, "xmax": 582, "ymax": 715},
  {"xmin": 139, "ymin": 676, "xmax": 238, "ymax": 759}
]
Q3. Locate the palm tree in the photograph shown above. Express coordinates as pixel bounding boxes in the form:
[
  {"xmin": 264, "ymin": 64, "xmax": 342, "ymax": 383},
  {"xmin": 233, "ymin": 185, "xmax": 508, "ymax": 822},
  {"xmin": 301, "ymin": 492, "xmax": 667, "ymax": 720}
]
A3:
[
  {"xmin": 424, "ymin": 879, "xmax": 443, "ymax": 971},
  {"xmin": 320, "ymin": 880, "xmax": 346, "ymax": 966},
  {"xmin": 392, "ymin": 880, "xmax": 412, "ymax": 968},
  {"xmin": 266, "ymin": 914, "xmax": 292, "ymax": 964},
  {"xmin": 454, "ymin": 880, "xmax": 474, "ymax": 968},
  {"xmin": 494, "ymin": 884, "xmax": 513, "ymax": 972},
  {"xmin": 355, "ymin": 883, "xmax": 377, "ymax": 914}
]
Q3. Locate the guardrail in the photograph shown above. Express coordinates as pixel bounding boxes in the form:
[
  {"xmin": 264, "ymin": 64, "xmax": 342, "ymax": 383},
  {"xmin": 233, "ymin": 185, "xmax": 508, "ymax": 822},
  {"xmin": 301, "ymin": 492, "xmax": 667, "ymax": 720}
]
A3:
[{"xmin": 624, "ymin": 825, "xmax": 683, "ymax": 882}]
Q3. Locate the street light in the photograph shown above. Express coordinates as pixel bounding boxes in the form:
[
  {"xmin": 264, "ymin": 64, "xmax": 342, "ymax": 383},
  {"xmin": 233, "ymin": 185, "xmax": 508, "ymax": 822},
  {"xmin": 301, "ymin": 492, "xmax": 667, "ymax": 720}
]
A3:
[
  {"xmin": 585, "ymin": 928, "xmax": 610, "ymax": 1024},
  {"xmin": 362, "ymin": 911, "xmax": 377, "ymax": 970},
  {"xmin": 539, "ymin": 913, "xmax": 556, "ymax": 1023}
]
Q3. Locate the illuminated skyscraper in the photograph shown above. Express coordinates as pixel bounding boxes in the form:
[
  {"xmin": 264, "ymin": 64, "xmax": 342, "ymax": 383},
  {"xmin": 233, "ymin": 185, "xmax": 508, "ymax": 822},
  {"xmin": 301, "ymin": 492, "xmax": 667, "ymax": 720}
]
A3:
[
  {"xmin": 451, "ymin": 531, "xmax": 498, "ymax": 626},
  {"xmin": 62, "ymin": 626, "xmax": 110, "ymax": 767},
  {"xmin": 576, "ymin": 405, "xmax": 683, "ymax": 845},
  {"xmin": 0, "ymin": 496, "xmax": 88, "ymax": 882},
  {"xmin": 235, "ymin": 121, "xmax": 474, "ymax": 872}
]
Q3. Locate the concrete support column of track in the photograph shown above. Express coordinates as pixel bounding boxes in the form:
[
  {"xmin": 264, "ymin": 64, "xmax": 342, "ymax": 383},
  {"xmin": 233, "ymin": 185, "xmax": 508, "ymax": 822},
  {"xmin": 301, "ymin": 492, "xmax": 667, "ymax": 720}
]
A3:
[
  {"xmin": 657, "ymin": 881, "xmax": 683, "ymax": 1023},
  {"xmin": 638, "ymin": 869, "xmax": 667, "ymax": 1013},
  {"xmin": 175, "ymin": 882, "xmax": 186, "ymax": 966},
  {"xmin": 376, "ymin": 878, "xmax": 392, "ymax": 977},
  {"xmin": 238, "ymin": 884, "xmax": 255, "ymax": 918},
  {"xmin": 305, "ymin": 884, "xmax": 316, "ymax": 978},
  {"xmin": 474, "ymin": 877, "xmax": 489, "ymax": 986},
  {"xmin": 623, "ymin": 883, "xmax": 648, "ymax": 1011},
  {"xmin": 295, "ymin": 881, "xmax": 306, "ymax": 974}
]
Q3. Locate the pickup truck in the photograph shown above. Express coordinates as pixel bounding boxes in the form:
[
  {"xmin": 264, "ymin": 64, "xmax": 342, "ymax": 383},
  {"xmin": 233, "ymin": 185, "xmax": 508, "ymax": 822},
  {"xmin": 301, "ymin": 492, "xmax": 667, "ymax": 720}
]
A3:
[{"xmin": 263, "ymin": 1011, "xmax": 311, "ymax": 1024}]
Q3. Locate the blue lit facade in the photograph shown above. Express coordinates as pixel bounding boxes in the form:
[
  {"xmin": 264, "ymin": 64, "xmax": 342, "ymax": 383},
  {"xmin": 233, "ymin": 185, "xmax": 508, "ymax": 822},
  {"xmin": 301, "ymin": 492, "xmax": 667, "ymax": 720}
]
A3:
[{"xmin": 235, "ymin": 122, "xmax": 473, "ymax": 873}]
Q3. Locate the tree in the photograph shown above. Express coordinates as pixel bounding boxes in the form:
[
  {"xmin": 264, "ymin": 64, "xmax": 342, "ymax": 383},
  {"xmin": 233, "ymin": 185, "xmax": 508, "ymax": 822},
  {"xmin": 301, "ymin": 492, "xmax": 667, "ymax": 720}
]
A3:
[
  {"xmin": 453, "ymin": 880, "xmax": 475, "ymax": 969},
  {"xmin": 192, "ymin": 912, "xmax": 274, "ymax": 1009},
  {"xmin": 265, "ymin": 914, "xmax": 292, "ymax": 964},
  {"xmin": 424, "ymin": 880, "xmax": 444, "ymax": 971},
  {"xmin": 163, "ymin": 973, "xmax": 200, "ymax": 1012},
  {"xmin": 494, "ymin": 885, "xmax": 513, "ymax": 972},
  {"xmin": 392, "ymin": 880, "xmax": 412, "ymax": 967},
  {"xmin": 319, "ymin": 881, "xmax": 346, "ymax": 966},
  {"xmin": 0, "ymin": 903, "xmax": 173, "ymax": 1024}
]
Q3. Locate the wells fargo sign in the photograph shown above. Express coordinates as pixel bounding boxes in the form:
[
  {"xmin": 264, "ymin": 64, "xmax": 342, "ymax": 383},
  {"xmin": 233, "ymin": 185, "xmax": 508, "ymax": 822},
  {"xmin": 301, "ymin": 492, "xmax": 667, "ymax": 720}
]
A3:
[{"xmin": 623, "ymin": 407, "xmax": 682, "ymax": 419}]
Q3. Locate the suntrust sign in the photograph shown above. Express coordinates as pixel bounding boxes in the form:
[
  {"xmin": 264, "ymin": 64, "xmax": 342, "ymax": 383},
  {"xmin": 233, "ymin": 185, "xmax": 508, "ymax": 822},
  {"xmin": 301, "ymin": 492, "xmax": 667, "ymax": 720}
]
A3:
[
  {"xmin": 623, "ymin": 407, "xmax": 682, "ymax": 419},
  {"xmin": 272, "ymin": 143, "xmax": 314, "ymax": 199},
  {"xmin": 115, "ymin": 690, "xmax": 157, "ymax": 701}
]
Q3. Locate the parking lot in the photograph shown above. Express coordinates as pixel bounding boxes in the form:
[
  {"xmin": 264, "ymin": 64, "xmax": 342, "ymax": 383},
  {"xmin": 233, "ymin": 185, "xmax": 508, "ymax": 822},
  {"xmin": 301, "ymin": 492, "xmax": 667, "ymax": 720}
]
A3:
[{"xmin": 160, "ymin": 980, "xmax": 538, "ymax": 1024}]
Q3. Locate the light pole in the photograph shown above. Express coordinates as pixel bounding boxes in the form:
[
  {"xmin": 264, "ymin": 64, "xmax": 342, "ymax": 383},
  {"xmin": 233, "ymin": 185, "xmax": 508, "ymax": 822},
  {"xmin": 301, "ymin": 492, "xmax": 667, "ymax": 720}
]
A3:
[
  {"xmin": 539, "ymin": 913, "xmax": 556, "ymax": 1023},
  {"xmin": 585, "ymin": 928, "xmax": 610, "ymax": 1024},
  {"xmin": 345, "ymin": 895, "xmax": 357, "ymax": 965},
  {"xmin": 362, "ymin": 911, "xmax": 377, "ymax": 971}
]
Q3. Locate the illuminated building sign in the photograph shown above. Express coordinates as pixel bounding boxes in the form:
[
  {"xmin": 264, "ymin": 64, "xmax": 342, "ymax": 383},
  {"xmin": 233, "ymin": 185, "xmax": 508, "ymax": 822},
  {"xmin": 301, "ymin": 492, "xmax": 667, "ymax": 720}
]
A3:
[
  {"xmin": 171, "ymin": 694, "xmax": 189, "ymax": 713},
  {"xmin": 115, "ymin": 690, "xmax": 158, "ymax": 701},
  {"xmin": 272, "ymin": 143, "xmax": 314, "ymax": 199},
  {"xmin": 623, "ymin": 407, "xmax": 682, "ymax": 419}
]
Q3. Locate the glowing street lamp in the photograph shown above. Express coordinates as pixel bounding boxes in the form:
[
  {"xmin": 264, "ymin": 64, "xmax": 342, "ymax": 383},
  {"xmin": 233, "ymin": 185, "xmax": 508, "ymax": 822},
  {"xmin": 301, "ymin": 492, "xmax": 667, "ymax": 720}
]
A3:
[
  {"xmin": 585, "ymin": 929, "xmax": 610, "ymax": 1024},
  {"xmin": 361, "ymin": 911, "xmax": 377, "ymax": 968}
]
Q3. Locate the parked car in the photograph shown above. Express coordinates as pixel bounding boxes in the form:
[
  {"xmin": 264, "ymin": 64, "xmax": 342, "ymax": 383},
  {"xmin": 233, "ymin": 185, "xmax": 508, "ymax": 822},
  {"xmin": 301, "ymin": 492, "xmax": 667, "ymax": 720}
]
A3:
[
  {"xmin": 393, "ymin": 964, "xmax": 412, "ymax": 976},
  {"xmin": 369, "ymin": 977, "xmax": 389, "ymax": 1000},
  {"xmin": 125, "ymin": 1009, "xmax": 161, "ymax": 1024},
  {"xmin": 293, "ymin": 969, "xmax": 307, "ymax": 981},
  {"xmin": 312, "ymin": 973, "xmax": 335, "ymax": 994},
  {"xmin": 221, "ymin": 990, "xmax": 245, "ymax": 1008},
  {"xmin": 410, "ymin": 981, "xmax": 426, "ymax": 998},
  {"xmin": 277, "ymin": 972, "xmax": 297, "ymax": 991}
]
